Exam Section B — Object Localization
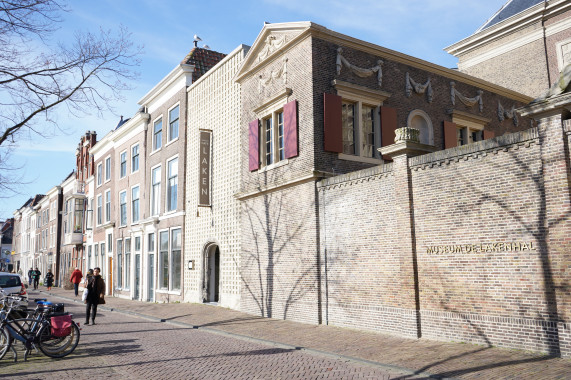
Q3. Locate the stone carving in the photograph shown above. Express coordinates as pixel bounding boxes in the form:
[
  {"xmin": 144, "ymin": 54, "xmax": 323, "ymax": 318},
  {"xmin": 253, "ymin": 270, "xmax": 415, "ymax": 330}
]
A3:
[
  {"xmin": 258, "ymin": 57, "xmax": 288, "ymax": 93},
  {"xmin": 450, "ymin": 82, "xmax": 483, "ymax": 112},
  {"xmin": 336, "ymin": 47, "xmax": 384, "ymax": 87},
  {"xmin": 394, "ymin": 127, "xmax": 420, "ymax": 143},
  {"xmin": 532, "ymin": 62, "xmax": 571, "ymax": 102},
  {"xmin": 257, "ymin": 34, "xmax": 288, "ymax": 62},
  {"xmin": 405, "ymin": 72, "xmax": 433, "ymax": 102},
  {"xmin": 498, "ymin": 101, "xmax": 518, "ymax": 126}
]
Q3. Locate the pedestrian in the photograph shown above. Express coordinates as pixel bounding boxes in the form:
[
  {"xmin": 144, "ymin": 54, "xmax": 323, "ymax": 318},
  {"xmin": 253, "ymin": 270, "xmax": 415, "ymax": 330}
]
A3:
[
  {"xmin": 27, "ymin": 268, "xmax": 33, "ymax": 286},
  {"xmin": 85, "ymin": 267, "xmax": 105, "ymax": 325},
  {"xmin": 32, "ymin": 267, "xmax": 41, "ymax": 290},
  {"xmin": 44, "ymin": 269, "xmax": 54, "ymax": 291},
  {"xmin": 70, "ymin": 267, "xmax": 83, "ymax": 297}
]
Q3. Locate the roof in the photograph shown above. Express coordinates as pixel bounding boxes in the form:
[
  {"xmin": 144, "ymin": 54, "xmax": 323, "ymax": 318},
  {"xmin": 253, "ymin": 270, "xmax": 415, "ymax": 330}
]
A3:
[
  {"xmin": 181, "ymin": 47, "xmax": 227, "ymax": 82},
  {"xmin": 476, "ymin": 0, "xmax": 544, "ymax": 32}
]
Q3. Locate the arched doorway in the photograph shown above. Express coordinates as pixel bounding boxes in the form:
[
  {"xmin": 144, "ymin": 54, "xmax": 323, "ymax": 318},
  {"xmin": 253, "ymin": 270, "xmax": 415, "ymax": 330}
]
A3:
[{"xmin": 203, "ymin": 244, "xmax": 220, "ymax": 304}]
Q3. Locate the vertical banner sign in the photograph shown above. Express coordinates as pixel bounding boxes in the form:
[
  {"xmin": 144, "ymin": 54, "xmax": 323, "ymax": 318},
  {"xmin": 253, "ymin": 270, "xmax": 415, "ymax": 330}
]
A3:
[{"xmin": 198, "ymin": 130, "xmax": 211, "ymax": 206}]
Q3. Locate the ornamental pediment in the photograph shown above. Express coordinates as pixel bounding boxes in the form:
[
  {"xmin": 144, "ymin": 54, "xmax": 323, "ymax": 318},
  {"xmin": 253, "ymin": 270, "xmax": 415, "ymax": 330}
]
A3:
[{"xmin": 235, "ymin": 22, "xmax": 313, "ymax": 81}]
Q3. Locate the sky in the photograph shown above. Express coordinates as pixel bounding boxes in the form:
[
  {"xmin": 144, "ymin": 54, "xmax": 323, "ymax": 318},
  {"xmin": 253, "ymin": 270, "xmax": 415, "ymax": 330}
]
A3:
[{"xmin": 0, "ymin": 0, "xmax": 506, "ymax": 220}]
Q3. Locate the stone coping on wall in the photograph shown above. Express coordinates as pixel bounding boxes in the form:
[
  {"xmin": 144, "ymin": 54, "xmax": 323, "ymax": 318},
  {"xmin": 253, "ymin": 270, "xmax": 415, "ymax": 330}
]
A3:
[
  {"xmin": 410, "ymin": 127, "xmax": 539, "ymax": 170},
  {"xmin": 317, "ymin": 163, "xmax": 393, "ymax": 190}
]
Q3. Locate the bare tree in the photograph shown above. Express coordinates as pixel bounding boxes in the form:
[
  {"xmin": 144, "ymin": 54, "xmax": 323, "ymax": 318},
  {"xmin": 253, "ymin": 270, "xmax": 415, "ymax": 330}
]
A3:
[{"xmin": 0, "ymin": 0, "xmax": 142, "ymax": 147}]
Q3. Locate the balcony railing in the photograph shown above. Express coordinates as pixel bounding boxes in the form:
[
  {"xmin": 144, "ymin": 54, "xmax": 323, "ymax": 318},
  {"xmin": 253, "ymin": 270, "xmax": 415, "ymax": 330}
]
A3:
[
  {"xmin": 73, "ymin": 181, "xmax": 86, "ymax": 195},
  {"xmin": 63, "ymin": 232, "xmax": 83, "ymax": 246}
]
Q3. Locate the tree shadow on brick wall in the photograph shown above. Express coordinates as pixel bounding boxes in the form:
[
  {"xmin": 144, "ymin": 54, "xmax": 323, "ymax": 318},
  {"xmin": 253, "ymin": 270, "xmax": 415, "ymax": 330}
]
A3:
[
  {"xmin": 239, "ymin": 188, "xmax": 322, "ymax": 321},
  {"xmin": 450, "ymin": 127, "xmax": 571, "ymax": 357}
]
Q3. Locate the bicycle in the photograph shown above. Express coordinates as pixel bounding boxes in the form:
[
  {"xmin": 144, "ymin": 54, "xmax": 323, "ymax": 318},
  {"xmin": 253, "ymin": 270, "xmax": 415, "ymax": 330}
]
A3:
[{"xmin": 0, "ymin": 293, "xmax": 80, "ymax": 361}]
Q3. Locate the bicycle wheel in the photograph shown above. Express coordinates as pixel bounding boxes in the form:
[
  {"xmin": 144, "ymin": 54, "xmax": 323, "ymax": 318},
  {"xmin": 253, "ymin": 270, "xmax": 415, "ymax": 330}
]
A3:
[
  {"xmin": 0, "ymin": 327, "xmax": 11, "ymax": 360},
  {"xmin": 37, "ymin": 320, "xmax": 80, "ymax": 358}
]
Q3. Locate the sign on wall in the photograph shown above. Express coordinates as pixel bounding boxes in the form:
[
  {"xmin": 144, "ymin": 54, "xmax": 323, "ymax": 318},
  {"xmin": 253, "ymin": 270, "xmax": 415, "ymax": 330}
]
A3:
[{"xmin": 198, "ymin": 130, "xmax": 211, "ymax": 207}]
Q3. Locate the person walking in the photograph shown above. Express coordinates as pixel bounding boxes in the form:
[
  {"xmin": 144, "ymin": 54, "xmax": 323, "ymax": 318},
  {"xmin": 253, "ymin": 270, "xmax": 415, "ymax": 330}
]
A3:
[
  {"xmin": 44, "ymin": 269, "xmax": 54, "ymax": 291},
  {"xmin": 70, "ymin": 267, "xmax": 83, "ymax": 297},
  {"xmin": 32, "ymin": 268, "xmax": 41, "ymax": 290},
  {"xmin": 27, "ymin": 268, "xmax": 33, "ymax": 287},
  {"xmin": 85, "ymin": 267, "xmax": 105, "ymax": 325}
]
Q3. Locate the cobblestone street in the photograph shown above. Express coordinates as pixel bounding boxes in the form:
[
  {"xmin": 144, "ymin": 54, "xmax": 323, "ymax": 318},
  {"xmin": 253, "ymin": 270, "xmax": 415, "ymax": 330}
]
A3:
[{"xmin": 0, "ymin": 292, "xmax": 405, "ymax": 379}]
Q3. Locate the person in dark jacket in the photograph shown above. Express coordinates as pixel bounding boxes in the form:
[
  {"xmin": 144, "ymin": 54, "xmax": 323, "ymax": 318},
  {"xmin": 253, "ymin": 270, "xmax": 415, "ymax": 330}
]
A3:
[
  {"xmin": 45, "ymin": 269, "xmax": 54, "ymax": 290},
  {"xmin": 28, "ymin": 268, "xmax": 33, "ymax": 286},
  {"xmin": 32, "ymin": 268, "xmax": 41, "ymax": 290},
  {"xmin": 85, "ymin": 267, "xmax": 105, "ymax": 325}
]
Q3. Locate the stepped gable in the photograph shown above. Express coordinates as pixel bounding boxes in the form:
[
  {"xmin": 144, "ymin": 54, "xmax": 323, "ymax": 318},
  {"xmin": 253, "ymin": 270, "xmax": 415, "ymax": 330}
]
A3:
[{"xmin": 181, "ymin": 47, "xmax": 226, "ymax": 82}]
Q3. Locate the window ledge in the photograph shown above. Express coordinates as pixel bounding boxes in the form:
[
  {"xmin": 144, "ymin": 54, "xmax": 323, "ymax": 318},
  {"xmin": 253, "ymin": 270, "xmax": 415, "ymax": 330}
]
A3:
[
  {"xmin": 338, "ymin": 153, "xmax": 383, "ymax": 165},
  {"xmin": 258, "ymin": 159, "xmax": 289, "ymax": 173}
]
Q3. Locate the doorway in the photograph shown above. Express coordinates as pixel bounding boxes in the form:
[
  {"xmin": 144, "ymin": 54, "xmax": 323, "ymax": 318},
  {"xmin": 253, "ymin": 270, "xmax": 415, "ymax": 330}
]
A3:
[
  {"xmin": 203, "ymin": 245, "xmax": 220, "ymax": 304},
  {"xmin": 134, "ymin": 254, "xmax": 140, "ymax": 300},
  {"xmin": 148, "ymin": 254, "xmax": 154, "ymax": 302}
]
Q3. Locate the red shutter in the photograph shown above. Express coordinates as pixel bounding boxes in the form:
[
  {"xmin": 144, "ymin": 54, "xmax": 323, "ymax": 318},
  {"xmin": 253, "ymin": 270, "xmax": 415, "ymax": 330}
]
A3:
[
  {"xmin": 283, "ymin": 100, "xmax": 298, "ymax": 159},
  {"xmin": 249, "ymin": 119, "xmax": 259, "ymax": 171},
  {"xmin": 323, "ymin": 93, "xmax": 343, "ymax": 153},
  {"xmin": 444, "ymin": 121, "xmax": 457, "ymax": 149},
  {"xmin": 380, "ymin": 106, "xmax": 397, "ymax": 161},
  {"xmin": 483, "ymin": 130, "xmax": 495, "ymax": 140}
]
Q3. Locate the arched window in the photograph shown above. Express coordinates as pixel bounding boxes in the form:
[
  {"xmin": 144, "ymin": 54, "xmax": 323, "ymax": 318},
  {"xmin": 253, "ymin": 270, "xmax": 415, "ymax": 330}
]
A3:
[{"xmin": 407, "ymin": 110, "xmax": 434, "ymax": 146}]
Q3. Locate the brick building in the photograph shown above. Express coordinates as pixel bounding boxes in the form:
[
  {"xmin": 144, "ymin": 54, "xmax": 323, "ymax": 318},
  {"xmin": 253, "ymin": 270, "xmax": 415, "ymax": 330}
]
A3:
[
  {"xmin": 232, "ymin": 21, "xmax": 570, "ymax": 357},
  {"xmin": 446, "ymin": 0, "xmax": 571, "ymax": 98}
]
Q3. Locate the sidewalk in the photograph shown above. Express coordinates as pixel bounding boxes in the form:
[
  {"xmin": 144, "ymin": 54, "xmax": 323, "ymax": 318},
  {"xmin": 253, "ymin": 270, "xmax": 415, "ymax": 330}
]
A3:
[{"xmin": 40, "ymin": 287, "xmax": 570, "ymax": 379}]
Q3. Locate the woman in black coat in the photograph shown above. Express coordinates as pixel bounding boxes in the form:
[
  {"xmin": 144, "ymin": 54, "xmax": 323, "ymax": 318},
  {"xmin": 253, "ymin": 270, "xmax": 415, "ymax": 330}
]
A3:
[
  {"xmin": 84, "ymin": 267, "xmax": 105, "ymax": 325},
  {"xmin": 45, "ymin": 269, "xmax": 54, "ymax": 290}
]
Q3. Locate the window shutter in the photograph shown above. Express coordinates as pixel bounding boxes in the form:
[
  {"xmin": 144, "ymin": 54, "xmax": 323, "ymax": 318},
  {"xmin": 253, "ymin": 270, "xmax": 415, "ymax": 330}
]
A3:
[
  {"xmin": 483, "ymin": 130, "xmax": 495, "ymax": 140},
  {"xmin": 380, "ymin": 106, "xmax": 397, "ymax": 160},
  {"xmin": 444, "ymin": 121, "xmax": 457, "ymax": 149},
  {"xmin": 323, "ymin": 93, "xmax": 343, "ymax": 153},
  {"xmin": 249, "ymin": 119, "xmax": 259, "ymax": 171},
  {"xmin": 283, "ymin": 100, "xmax": 298, "ymax": 159}
]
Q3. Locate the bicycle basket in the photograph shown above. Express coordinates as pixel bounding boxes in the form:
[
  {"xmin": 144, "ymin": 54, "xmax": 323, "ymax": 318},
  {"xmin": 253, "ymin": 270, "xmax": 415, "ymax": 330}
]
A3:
[{"xmin": 50, "ymin": 314, "xmax": 72, "ymax": 337}]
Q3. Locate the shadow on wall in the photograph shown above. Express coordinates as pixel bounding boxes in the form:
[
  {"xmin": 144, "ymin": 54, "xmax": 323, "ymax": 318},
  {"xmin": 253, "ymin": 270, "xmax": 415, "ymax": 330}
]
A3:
[{"xmin": 239, "ymin": 185, "xmax": 320, "ymax": 321}]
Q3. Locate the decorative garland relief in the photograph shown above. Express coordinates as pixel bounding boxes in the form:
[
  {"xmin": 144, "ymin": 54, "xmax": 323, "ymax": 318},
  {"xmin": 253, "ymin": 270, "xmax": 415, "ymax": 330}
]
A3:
[
  {"xmin": 498, "ymin": 101, "xmax": 518, "ymax": 126},
  {"xmin": 336, "ymin": 47, "xmax": 383, "ymax": 87},
  {"xmin": 450, "ymin": 81, "xmax": 483, "ymax": 112},
  {"xmin": 405, "ymin": 72, "xmax": 432, "ymax": 103},
  {"xmin": 258, "ymin": 57, "xmax": 288, "ymax": 94}
]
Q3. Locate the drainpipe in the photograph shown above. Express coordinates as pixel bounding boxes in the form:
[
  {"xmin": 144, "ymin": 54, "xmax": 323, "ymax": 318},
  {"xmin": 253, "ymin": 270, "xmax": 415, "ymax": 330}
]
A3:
[{"xmin": 542, "ymin": 0, "xmax": 551, "ymax": 86}]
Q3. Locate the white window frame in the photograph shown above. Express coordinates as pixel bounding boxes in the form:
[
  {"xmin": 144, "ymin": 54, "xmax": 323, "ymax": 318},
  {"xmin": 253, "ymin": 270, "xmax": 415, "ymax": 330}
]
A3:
[
  {"xmin": 96, "ymin": 195, "xmax": 102, "ymax": 226},
  {"xmin": 150, "ymin": 164, "xmax": 161, "ymax": 217},
  {"xmin": 131, "ymin": 185, "xmax": 140, "ymax": 224},
  {"xmin": 131, "ymin": 143, "xmax": 139, "ymax": 173},
  {"xmin": 152, "ymin": 116, "xmax": 163, "ymax": 152},
  {"xmin": 105, "ymin": 156, "xmax": 111, "ymax": 182},
  {"xmin": 167, "ymin": 103, "xmax": 180, "ymax": 144},
  {"xmin": 166, "ymin": 156, "xmax": 178, "ymax": 212},
  {"xmin": 119, "ymin": 150, "xmax": 127, "ymax": 178},
  {"xmin": 97, "ymin": 163, "xmax": 103, "ymax": 187},
  {"xmin": 157, "ymin": 227, "xmax": 182, "ymax": 293},
  {"xmin": 116, "ymin": 238, "xmax": 123, "ymax": 289},
  {"xmin": 105, "ymin": 190, "xmax": 111, "ymax": 223},
  {"xmin": 119, "ymin": 190, "xmax": 127, "ymax": 227}
]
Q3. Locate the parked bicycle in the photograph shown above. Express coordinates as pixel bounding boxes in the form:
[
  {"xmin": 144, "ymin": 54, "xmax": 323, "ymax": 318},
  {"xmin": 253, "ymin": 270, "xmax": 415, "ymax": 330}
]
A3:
[{"xmin": 0, "ymin": 291, "xmax": 80, "ymax": 361}]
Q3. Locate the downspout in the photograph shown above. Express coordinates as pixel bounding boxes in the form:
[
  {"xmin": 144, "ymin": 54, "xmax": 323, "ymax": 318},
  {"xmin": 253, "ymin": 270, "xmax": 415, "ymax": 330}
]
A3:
[{"xmin": 542, "ymin": 0, "xmax": 551, "ymax": 86}]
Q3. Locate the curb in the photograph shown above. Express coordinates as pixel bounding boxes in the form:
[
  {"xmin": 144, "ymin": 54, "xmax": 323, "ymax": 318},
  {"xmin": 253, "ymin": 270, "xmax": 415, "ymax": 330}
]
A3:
[{"xmin": 39, "ymin": 290, "xmax": 455, "ymax": 379}]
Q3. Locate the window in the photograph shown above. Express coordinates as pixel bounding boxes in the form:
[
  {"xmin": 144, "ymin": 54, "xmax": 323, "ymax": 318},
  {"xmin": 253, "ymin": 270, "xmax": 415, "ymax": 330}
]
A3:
[
  {"xmin": 153, "ymin": 117, "xmax": 162, "ymax": 151},
  {"xmin": 132, "ymin": 186, "xmax": 140, "ymax": 223},
  {"xmin": 158, "ymin": 228, "xmax": 181, "ymax": 291},
  {"xmin": 97, "ymin": 163, "xmax": 102, "ymax": 186},
  {"xmin": 249, "ymin": 92, "xmax": 298, "ymax": 171},
  {"xmin": 105, "ymin": 157, "xmax": 111, "ymax": 181},
  {"xmin": 97, "ymin": 195, "xmax": 102, "ymax": 225},
  {"xmin": 87, "ymin": 245, "xmax": 92, "ymax": 270},
  {"xmin": 151, "ymin": 166, "xmax": 161, "ymax": 216},
  {"xmin": 94, "ymin": 244, "xmax": 99, "ymax": 269},
  {"xmin": 117, "ymin": 239, "xmax": 123, "ymax": 288},
  {"xmin": 119, "ymin": 191, "xmax": 127, "ymax": 226},
  {"xmin": 260, "ymin": 110, "xmax": 284, "ymax": 166},
  {"xmin": 101, "ymin": 242, "xmax": 106, "ymax": 275},
  {"xmin": 125, "ymin": 238, "xmax": 131, "ymax": 290},
  {"xmin": 73, "ymin": 198, "xmax": 83, "ymax": 233},
  {"xmin": 148, "ymin": 233, "xmax": 155, "ymax": 252},
  {"xmin": 168, "ymin": 105, "xmax": 179, "ymax": 142},
  {"xmin": 131, "ymin": 144, "xmax": 139, "ymax": 173},
  {"xmin": 167, "ymin": 158, "xmax": 178, "ymax": 212},
  {"xmin": 105, "ymin": 190, "xmax": 111, "ymax": 223},
  {"xmin": 120, "ymin": 151, "xmax": 127, "ymax": 178},
  {"xmin": 171, "ymin": 228, "xmax": 181, "ymax": 290},
  {"xmin": 135, "ymin": 236, "xmax": 141, "ymax": 252},
  {"xmin": 159, "ymin": 230, "xmax": 168, "ymax": 289},
  {"xmin": 444, "ymin": 110, "xmax": 491, "ymax": 149},
  {"xmin": 323, "ymin": 81, "xmax": 389, "ymax": 162},
  {"xmin": 107, "ymin": 233, "xmax": 112, "ymax": 254}
]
